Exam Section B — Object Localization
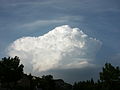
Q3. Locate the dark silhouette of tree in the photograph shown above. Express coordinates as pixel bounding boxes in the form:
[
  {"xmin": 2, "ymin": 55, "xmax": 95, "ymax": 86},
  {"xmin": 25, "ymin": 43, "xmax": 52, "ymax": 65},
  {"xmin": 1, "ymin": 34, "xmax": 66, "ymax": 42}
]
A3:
[
  {"xmin": 27, "ymin": 73, "xmax": 34, "ymax": 90},
  {"xmin": 1, "ymin": 56, "xmax": 120, "ymax": 90},
  {"xmin": 99, "ymin": 63, "xmax": 120, "ymax": 90},
  {"xmin": 73, "ymin": 79, "xmax": 96, "ymax": 90},
  {"xmin": 100, "ymin": 63, "xmax": 120, "ymax": 82},
  {"xmin": 0, "ymin": 56, "xmax": 24, "ymax": 89},
  {"xmin": 73, "ymin": 63, "xmax": 120, "ymax": 90},
  {"xmin": 41, "ymin": 75, "xmax": 55, "ymax": 90}
]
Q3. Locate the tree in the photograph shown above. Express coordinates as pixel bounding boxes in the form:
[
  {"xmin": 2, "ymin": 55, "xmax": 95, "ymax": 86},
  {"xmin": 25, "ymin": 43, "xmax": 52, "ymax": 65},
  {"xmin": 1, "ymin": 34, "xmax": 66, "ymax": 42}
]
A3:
[
  {"xmin": 0, "ymin": 56, "xmax": 24, "ymax": 89},
  {"xmin": 42, "ymin": 75, "xmax": 55, "ymax": 90},
  {"xmin": 42, "ymin": 75, "xmax": 53, "ymax": 81},
  {"xmin": 99, "ymin": 63, "xmax": 120, "ymax": 90}
]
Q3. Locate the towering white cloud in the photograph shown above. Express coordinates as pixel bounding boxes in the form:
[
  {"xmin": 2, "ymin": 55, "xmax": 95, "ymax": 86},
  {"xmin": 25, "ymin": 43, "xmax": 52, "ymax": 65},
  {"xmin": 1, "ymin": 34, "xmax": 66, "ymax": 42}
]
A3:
[{"xmin": 8, "ymin": 25, "xmax": 102, "ymax": 72}]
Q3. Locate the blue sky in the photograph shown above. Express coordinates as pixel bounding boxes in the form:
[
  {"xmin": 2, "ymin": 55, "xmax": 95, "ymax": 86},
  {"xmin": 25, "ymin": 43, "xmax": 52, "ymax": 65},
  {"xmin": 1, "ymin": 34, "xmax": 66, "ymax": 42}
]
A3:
[{"xmin": 0, "ymin": 0, "xmax": 120, "ymax": 83}]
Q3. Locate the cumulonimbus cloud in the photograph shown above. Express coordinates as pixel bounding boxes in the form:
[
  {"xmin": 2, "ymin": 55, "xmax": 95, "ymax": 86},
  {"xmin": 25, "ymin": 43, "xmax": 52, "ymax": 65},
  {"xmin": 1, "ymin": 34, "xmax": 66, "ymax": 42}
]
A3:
[{"xmin": 7, "ymin": 25, "xmax": 102, "ymax": 72}]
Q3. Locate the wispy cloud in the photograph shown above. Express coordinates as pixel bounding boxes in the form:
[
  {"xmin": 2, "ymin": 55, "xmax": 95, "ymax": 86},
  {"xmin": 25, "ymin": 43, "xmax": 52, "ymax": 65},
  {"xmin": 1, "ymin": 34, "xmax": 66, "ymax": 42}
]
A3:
[
  {"xmin": 21, "ymin": 19, "xmax": 67, "ymax": 28},
  {"xmin": 18, "ymin": 16, "xmax": 84, "ymax": 31},
  {"xmin": 0, "ymin": 0, "xmax": 63, "ymax": 7}
]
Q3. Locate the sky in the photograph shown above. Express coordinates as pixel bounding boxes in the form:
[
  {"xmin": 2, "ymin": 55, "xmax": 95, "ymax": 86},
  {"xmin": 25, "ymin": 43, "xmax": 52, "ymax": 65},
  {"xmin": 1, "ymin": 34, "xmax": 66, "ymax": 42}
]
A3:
[{"xmin": 0, "ymin": 0, "xmax": 120, "ymax": 83}]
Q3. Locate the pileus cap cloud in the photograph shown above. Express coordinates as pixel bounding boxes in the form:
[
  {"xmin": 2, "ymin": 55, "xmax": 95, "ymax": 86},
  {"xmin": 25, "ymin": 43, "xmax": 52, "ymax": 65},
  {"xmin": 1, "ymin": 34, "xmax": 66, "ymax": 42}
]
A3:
[{"xmin": 8, "ymin": 25, "xmax": 102, "ymax": 72}]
